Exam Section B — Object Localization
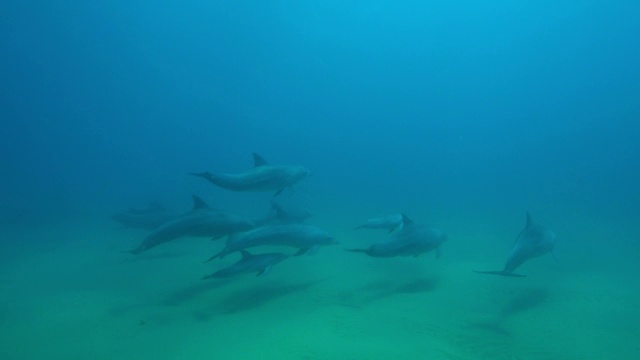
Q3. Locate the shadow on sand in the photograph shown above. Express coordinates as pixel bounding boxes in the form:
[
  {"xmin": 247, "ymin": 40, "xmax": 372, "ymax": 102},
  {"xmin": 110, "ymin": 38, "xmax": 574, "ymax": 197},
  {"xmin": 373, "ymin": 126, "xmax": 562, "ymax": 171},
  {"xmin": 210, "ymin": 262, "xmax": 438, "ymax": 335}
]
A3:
[
  {"xmin": 336, "ymin": 277, "xmax": 439, "ymax": 309},
  {"xmin": 469, "ymin": 288, "xmax": 549, "ymax": 337},
  {"xmin": 500, "ymin": 288, "xmax": 548, "ymax": 319},
  {"xmin": 217, "ymin": 280, "xmax": 322, "ymax": 314},
  {"xmin": 160, "ymin": 279, "xmax": 234, "ymax": 307}
]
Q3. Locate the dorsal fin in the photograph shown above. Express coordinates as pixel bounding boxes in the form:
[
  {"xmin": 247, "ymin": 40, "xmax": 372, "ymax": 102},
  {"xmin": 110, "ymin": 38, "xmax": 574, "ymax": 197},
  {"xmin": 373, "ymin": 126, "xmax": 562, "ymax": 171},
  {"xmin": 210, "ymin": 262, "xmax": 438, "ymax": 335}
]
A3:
[
  {"xmin": 240, "ymin": 250, "xmax": 252, "ymax": 259},
  {"xmin": 270, "ymin": 201, "xmax": 288, "ymax": 220},
  {"xmin": 525, "ymin": 211, "xmax": 533, "ymax": 229},
  {"xmin": 191, "ymin": 195, "xmax": 209, "ymax": 210},
  {"xmin": 400, "ymin": 213, "xmax": 414, "ymax": 227},
  {"xmin": 253, "ymin": 153, "xmax": 268, "ymax": 167}
]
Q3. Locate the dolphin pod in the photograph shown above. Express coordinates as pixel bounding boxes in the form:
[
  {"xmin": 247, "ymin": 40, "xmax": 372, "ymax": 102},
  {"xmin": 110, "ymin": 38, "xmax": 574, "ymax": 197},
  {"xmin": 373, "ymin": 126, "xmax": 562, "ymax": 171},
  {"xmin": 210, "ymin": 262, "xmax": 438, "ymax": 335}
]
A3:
[{"xmin": 117, "ymin": 153, "xmax": 559, "ymax": 281}]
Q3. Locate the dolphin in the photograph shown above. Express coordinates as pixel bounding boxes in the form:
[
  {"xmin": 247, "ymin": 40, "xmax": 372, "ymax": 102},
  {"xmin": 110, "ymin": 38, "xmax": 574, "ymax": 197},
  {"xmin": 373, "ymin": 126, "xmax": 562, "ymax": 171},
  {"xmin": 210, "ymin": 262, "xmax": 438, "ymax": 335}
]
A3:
[
  {"xmin": 112, "ymin": 202, "xmax": 178, "ymax": 230},
  {"xmin": 253, "ymin": 201, "xmax": 312, "ymax": 226},
  {"xmin": 347, "ymin": 214, "xmax": 447, "ymax": 258},
  {"xmin": 202, "ymin": 250, "xmax": 288, "ymax": 279},
  {"xmin": 124, "ymin": 195, "xmax": 255, "ymax": 254},
  {"xmin": 190, "ymin": 153, "xmax": 311, "ymax": 197},
  {"xmin": 474, "ymin": 212, "xmax": 557, "ymax": 277},
  {"xmin": 354, "ymin": 213, "xmax": 404, "ymax": 233},
  {"xmin": 206, "ymin": 223, "xmax": 336, "ymax": 261}
]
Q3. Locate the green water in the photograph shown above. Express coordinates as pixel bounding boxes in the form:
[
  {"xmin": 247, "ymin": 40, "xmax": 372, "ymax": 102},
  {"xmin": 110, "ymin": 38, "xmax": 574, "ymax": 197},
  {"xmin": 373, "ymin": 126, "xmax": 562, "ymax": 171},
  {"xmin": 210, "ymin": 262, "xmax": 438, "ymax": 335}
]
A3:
[{"xmin": 0, "ymin": 209, "xmax": 638, "ymax": 359}]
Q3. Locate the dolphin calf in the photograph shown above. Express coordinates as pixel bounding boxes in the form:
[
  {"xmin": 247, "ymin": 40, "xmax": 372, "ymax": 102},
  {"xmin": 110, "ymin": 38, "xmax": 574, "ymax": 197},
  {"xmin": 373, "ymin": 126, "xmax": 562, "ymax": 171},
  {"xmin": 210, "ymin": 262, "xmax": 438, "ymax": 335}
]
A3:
[
  {"xmin": 347, "ymin": 214, "xmax": 447, "ymax": 258},
  {"xmin": 474, "ymin": 212, "xmax": 557, "ymax": 277},
  {"xmin": 206, "ymin": 223, "xmax": 336, "ymax": 261},
  {"xmin": 354, "ymin": 213, "xmax": 404, "ymax": 233},
  {"xmin": 190, "ymin": 153, "xmax": 311, "ymax": 197},
  {"xmin": 112, "ymin": 202, "xmax": 178, "ymax": 230},
  {"xmin": 124, "ymin": 195, "xmax": 255, "ymax": 254},
  {"xmin": 253, "ymin": 201, "xmax": 312, "ymax": 226},
  {"xmin": 202, "ymin": 251, "xmax": 288, "ymax": 279}
]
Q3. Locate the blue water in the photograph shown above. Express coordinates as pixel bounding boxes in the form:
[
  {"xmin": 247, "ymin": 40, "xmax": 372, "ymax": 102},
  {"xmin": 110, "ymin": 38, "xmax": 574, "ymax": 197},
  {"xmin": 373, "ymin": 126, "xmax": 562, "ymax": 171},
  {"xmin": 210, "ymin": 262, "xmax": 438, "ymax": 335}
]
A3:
[{"xmin": 2, "ymin": 1, "xmax": 639, "ymax": 359}]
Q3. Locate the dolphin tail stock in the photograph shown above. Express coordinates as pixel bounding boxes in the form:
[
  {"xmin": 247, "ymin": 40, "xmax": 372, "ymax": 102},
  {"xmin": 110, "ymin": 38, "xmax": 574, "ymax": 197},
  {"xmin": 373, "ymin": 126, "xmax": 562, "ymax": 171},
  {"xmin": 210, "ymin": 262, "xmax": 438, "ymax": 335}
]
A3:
[
  {"xmin": 189, "ymin": 172, "xmax": 234, "ymax": 190},
  {"xmin": 121, "ymin": 248, "xmax": 144, "ymax": 255},
  {"xmin": 201, "ymin": 273, "xmax": 217, "ymax": 280},
  {"xmin": 473, "ymin": 270, "xmax": 527, "ymax": 278},
  {"xmin": 188, "ymin": 171, "xmax": 213, "ymax": 179},
  {"xmin": 204, "ymin": 249, "xmax": 228, "ymax": 263},
  {"xmin": 294, "ymin": 247, "xmax": 311, "ymax": 256},
  {"xmin": 352, "ymin": 225, "xmax": 365, "ymax": 230},
  {"xmin": 344, "ymin": 248, "xmax": 368, "ymax": 254}
]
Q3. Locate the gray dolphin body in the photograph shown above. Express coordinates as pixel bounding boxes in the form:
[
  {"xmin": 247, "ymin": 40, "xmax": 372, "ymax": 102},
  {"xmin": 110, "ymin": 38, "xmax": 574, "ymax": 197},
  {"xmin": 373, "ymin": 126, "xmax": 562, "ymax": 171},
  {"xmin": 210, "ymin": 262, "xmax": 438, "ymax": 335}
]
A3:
[
  {"xmin": 190, "ymin": 153, "xmax": 311, "ymax": 196},
  {"xmin": 125, "ymin": 196, "xmax": 255, "ymax": 254},
  {"xmin": 347, "ymin": 214, "xmax": 447, "ymax": 258},
  {"xmin": 207, "ymin": 223, "xmax": 336, "ymax": 261},
  {"xmin": 203, "ymin": 251, "xmax": 288, "ymax": 279},
  {"xmin": 112, "ymin": 203, "xmax": 178, "ymax": 230},
  {"xmin": 474, "ymin": 212, "xmax": 557, "ymax": 277},
  {"xmin": 253, "ymin": 201, "xmax": 312, "ymax": 226},
  {"xmin": 354, "ymin": 213, "xmax": 404, "ymax": 233}
]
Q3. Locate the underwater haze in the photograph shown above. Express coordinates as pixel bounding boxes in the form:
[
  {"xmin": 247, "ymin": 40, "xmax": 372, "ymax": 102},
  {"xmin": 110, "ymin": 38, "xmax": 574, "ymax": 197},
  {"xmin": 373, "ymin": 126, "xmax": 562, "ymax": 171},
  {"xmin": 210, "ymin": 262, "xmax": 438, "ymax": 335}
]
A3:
[{"xmin": 1, "ymin": 1, "xmax": 639, "ymax": 359}]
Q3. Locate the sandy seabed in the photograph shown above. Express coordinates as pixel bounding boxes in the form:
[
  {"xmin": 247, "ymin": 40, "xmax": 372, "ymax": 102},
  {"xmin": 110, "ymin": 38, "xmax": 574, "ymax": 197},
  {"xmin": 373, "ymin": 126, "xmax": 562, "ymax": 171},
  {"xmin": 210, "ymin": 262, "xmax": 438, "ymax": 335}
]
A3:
[{"xmin": 0, "ymin": 212, "xmax": 638, "ymax": 360}]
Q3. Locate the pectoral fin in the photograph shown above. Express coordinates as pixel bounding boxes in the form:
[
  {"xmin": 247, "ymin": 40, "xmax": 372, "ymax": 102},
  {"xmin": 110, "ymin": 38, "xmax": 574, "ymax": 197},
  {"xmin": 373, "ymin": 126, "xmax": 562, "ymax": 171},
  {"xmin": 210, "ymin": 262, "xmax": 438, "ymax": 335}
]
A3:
[
  {"xmin": 257, "ymin": 266, "xmax": 272, "ymax": 276},
  {"xmin": 294, "ymin": 246, "xmax": 319, "ymax": 256},
  {"xmin": 306, "ymin": 245, "xmax": 319, "ymax": 255}
]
